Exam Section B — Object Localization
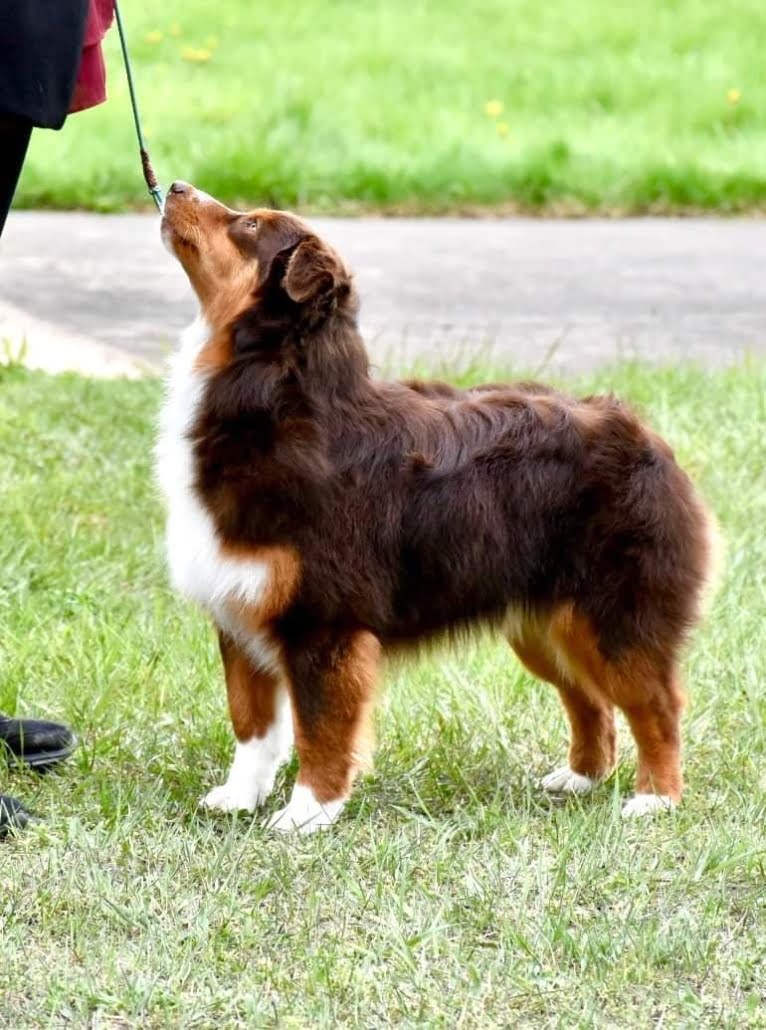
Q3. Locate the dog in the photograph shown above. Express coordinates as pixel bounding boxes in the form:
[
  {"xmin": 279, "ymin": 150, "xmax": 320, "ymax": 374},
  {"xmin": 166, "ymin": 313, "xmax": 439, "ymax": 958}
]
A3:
[{"xmin": 157, "ymin": 181, "xmax": 718, "ymax": 833}]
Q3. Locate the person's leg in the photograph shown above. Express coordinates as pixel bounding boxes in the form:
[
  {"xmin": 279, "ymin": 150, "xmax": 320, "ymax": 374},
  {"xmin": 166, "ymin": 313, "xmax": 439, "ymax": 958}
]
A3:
[
  {"xmin": 0, "ymin": 114, "xmax": 34, "ymax": 238},
  {"xmin": 1, "ymin": 118, "xmax": 71, "ymax": 836}
]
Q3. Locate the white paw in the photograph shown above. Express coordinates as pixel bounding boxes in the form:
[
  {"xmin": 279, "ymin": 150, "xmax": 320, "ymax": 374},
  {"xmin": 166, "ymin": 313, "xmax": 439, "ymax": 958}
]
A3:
[
  {"xmin": 539, "ymin": 766, "xmax": 597, "ymax": 794},
  {"xmin": 201, "ymin": 727, "xmax": 292, "ymax": 815},
  {"xmin": 265, "ymin": 784, "xmax": 346, "ymax": 835},
  {"xmin": 621, "ymin": 793, "xmax": 676, "ymax": 818},
  {"xmin": 200, "ymin": 782, "xmax": 266, "ymax": 813}
]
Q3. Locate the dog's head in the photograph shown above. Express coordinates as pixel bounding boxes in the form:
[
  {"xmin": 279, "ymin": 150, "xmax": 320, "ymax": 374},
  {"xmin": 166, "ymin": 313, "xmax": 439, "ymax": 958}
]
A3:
[{"xmin": 162, "ymin": 182, "xmax": 357, "ymax": 368}]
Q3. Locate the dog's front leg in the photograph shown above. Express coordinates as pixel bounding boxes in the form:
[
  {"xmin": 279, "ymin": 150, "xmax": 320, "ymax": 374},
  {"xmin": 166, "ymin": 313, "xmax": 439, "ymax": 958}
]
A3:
[
  {"xmin": 267, "ymin": 629, "xmax": 380, "ymax": 834},
  {"xmin": 201, "ymin": 630, "xmax": 293, "ymax": 813}
]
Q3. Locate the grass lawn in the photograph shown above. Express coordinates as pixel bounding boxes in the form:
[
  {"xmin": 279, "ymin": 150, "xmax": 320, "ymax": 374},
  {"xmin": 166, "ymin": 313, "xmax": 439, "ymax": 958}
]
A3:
[
  {"xmin": 14, "ymin": 0, "xmax": 766, "ymax": 214},
  {"xmin": 1, "ymin": 358, "xmax": 765, "ymax": 1027}
]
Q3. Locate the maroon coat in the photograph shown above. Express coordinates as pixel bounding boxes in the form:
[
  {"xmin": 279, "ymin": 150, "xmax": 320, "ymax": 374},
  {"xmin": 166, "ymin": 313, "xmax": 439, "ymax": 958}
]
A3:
[{"xmin": 69, "ymin": 0, "xmax": 114, "ymax": 113}]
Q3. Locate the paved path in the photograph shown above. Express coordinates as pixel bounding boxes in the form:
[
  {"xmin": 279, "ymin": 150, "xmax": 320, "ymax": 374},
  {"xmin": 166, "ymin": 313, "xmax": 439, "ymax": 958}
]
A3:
[{"xmin": 1, "ymin": 211, "xmax": 764, "ymax": 375}]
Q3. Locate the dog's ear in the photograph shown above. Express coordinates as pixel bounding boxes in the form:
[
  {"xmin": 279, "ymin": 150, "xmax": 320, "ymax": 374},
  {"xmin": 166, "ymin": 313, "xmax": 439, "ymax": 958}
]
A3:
[{"xmin": 282, "ymin": 238, "xmax": 349, "ymax": 308}]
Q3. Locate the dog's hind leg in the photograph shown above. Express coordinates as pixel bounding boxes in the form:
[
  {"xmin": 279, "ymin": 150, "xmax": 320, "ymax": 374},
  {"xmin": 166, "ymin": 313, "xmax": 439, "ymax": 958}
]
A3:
[
  {"xmin": 267, "ymin": 629, "xmax": 380, "ymax": 834},
  {"xmin": 547, "ymin": 605, "xmax": 685, "ymax": 817},
  {"xmin": 201, "ymin": 630, "xmax": 293, "ymax": 813},
  {"xmin": 613, "ymin": 659, "xmax": 685, "ymax": 817},
  {"xmin": 510, "ymin": 630, "xmax": 617, "ymax": 794}
]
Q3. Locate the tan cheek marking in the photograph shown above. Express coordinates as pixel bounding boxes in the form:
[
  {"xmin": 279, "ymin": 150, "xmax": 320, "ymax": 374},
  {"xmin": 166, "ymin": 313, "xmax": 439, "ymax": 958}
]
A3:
[
  {"xmin": 191, "ymin": 244, "xmax": 259, "ymax": 373},
  {"xmin": 194, "ymin": 282, "xmax": 256, "ymax": 372}
]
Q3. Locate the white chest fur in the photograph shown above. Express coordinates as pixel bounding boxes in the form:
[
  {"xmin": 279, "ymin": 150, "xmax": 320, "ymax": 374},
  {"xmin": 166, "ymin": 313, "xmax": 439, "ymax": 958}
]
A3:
[{"xmin": 155, "ymin": 318, "xmax": 270, "ymax": 618}]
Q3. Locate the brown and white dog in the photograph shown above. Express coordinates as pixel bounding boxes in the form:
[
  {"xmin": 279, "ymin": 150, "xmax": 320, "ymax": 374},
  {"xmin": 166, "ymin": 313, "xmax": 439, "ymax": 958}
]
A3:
[{"xmin": 157, "ymin": 182, "xmax": 718, "ymax": 833}]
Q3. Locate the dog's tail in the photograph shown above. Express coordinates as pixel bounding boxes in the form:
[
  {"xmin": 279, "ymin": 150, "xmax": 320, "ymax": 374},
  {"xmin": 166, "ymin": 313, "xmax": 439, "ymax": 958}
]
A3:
[{"xmin": 696, "ymin": 506, "xmax": 725, "ymax": 624}]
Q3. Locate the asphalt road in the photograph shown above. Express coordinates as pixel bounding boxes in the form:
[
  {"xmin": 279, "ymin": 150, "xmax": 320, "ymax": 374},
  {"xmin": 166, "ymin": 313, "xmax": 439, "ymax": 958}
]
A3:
[{"xmin": 1, "ymin": 211, "xmax": 764, "ymax": 374}]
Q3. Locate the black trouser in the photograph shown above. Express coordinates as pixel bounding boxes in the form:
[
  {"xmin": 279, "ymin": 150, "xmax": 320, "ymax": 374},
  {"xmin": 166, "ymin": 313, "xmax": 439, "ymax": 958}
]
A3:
[{"xmin": 0, "ymin": 114, "xmax": 33, "ymax": 239}]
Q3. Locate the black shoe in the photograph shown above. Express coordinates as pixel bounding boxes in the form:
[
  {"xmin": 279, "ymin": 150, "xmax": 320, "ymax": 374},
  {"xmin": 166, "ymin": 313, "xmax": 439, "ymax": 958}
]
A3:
[
  {"xmin": 0, "ymin": 715, "xmax": 76, "ymax": 769},
  {"xmin": 0, "ymin": 794, "xmax": 32, "ymax": 836}
]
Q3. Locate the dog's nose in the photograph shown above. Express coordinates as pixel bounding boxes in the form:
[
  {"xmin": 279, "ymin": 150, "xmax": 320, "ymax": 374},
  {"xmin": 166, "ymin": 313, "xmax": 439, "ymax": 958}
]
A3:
[{"xmin": 169, "ymin": 180, "xmax": 191, "ymax": 195}]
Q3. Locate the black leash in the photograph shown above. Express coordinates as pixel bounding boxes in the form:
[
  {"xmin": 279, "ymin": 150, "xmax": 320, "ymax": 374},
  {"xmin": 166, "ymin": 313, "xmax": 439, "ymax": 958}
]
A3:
[{"xmin": 113, "ymin": 0, "xmax": 164, "ymax": 211}]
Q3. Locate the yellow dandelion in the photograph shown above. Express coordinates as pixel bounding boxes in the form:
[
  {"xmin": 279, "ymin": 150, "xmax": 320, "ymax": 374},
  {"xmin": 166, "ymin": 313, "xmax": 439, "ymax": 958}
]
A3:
[
  {"xmin": 484, "ymin": 99, "xmax": 504, "ymax": 118},
  {"xmin": 496, "ymin": 121, "xmax": 509, "ymax": 137},
  {"xmin": 726, "ymin": 87, "xmax": 742, "ymax": 105},
  {"xmin": 145, "ymin": 30, "xmax": 163, "ymax": 44},
  {"xmin": 170, "ymin": 23, "xmax": 182, "ymax": 37},
  {"xmin": 205, "ymin": 35, "xmax": 220, "ymax": 49},
  {"xmin": 181, "ymin": 47, "xmax": 212, "ymax": 64}
]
